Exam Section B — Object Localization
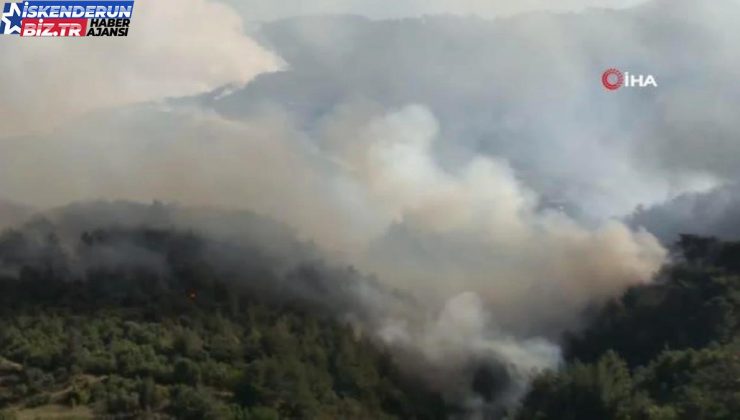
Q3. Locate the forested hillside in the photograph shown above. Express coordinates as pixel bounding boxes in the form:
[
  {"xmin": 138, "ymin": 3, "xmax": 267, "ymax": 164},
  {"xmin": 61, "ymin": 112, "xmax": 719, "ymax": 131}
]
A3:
[
  {"xmin": 3, "ymin": 209, "xmax": 740, "ymax": 420},
  {"xmin": 0, "ymin": 223, "xmax": 446, "ymax": 419},
  {"xmin": 515, "ymin": 235, "xmax": 740, "ymax": 420}
]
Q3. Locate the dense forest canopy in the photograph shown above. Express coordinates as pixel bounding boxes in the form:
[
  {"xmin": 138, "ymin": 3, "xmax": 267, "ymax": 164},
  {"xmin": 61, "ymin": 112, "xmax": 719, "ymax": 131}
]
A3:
[
  {"xmin": 515, "ymin": 235, "xmax": 740, "ymax": 419},
  {"xmin": 0, "ymin": 216, "xmax": 448, "ymax": 419},
  {"xmin": 1, "ymin": 201, "xmax": 740, "ymax": 420}
]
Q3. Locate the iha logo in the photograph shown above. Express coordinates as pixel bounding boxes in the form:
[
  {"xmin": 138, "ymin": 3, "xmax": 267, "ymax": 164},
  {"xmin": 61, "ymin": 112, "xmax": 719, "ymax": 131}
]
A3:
[{"xmin": 601, "ymin": 68, "xmax": 658, "ymax": 91}]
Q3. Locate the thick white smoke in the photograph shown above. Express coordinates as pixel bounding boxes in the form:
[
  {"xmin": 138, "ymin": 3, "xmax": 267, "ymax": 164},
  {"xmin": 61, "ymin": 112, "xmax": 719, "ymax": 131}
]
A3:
[
  {"xmin": 0, "ymin": 0, "xmax": 695, "ymax": 413},
  {"xmin": 0, "ymin": 101, "xmax": 667, "ymax": 411},
  {"xmin": 330, "ymin": 105, "xmax": 665, "ymax": 328},
  {"xmin": 0, "ymin": 0, "xmax": 281, "ymax": 136},
  {"xmin": 379, "ymin": 292, "xmax": 563, "ymax": 410}
]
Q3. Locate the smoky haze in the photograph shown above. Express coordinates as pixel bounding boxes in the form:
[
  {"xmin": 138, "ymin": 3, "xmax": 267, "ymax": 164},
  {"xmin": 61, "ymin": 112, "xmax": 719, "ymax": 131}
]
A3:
[{"xmin": 1, "ymin": 0, "xmax": 738, "ymax": 416}]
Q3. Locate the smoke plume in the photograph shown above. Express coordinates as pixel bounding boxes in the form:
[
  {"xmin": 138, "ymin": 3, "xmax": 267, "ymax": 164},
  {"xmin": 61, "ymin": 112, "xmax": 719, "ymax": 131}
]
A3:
[
  {"xmin": 0, "ymin": 0, "xmax": 281, "ymax": 136},
  {"xmin": 0, "ymin": 101, "xmax": 667, "ymax": 413},
  {"xmin": 6, "ymin": 0, "xmax": 740, "ymax": 415}
]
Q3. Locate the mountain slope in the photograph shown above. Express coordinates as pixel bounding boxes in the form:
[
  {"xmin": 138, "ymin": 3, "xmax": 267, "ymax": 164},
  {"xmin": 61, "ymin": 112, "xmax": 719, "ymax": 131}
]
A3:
[{"xmin": 0, "ymin": 215, "xmax": 447, "ymax": 419}]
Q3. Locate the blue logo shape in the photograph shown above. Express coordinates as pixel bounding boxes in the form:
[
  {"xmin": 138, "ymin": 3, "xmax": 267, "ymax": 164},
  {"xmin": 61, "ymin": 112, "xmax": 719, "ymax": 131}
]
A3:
[{"xmin": 1, "ymin": 2, "xmax": 24, "ymax": 35}]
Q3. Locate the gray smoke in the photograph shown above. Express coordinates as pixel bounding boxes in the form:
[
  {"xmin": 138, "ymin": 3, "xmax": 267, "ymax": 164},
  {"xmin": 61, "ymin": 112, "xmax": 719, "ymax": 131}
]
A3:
[
  {"xmin": 222, "ymin": 0, "xmax": 648, "ymax": 21},
  {"xmin": 629, "ymin": 184, "xmax": 740, "ymax": 244},
  {"xmin": 0, "ymin": 199, "xmax": 32, "ymax": 232},
  {"xmin": 0, "ymin": 0, "xmax": 281, "ymax": 137},
  {"xmin": 3, "ymin": 0, "xmax": 740, "ymax": 416}
]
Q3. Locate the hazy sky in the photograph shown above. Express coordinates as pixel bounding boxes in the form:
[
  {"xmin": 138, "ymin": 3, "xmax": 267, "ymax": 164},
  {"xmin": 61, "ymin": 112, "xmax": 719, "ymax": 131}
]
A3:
[
  {"xmin": 224, "ymin": 0, "xmax": 649, "ymax": 21},
  {"xmin": 2, "ymin": 0, "xmax": 737, "ymax": 412}
]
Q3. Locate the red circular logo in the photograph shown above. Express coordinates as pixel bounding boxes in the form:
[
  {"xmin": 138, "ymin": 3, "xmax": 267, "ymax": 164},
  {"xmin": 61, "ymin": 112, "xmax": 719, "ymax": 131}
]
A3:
[{"xmin": 602, "ymin": 68, "xmax": 624, "ymax": 91}]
